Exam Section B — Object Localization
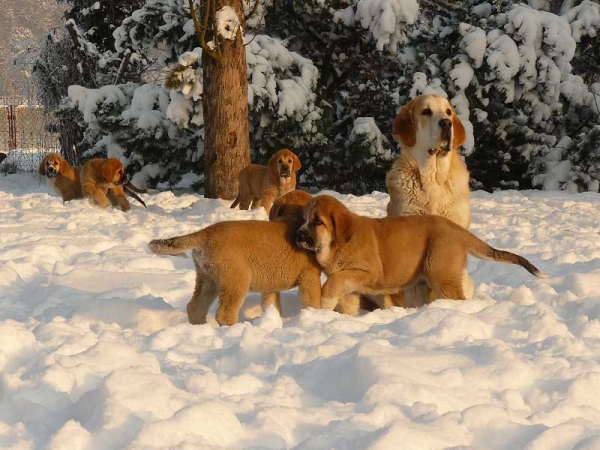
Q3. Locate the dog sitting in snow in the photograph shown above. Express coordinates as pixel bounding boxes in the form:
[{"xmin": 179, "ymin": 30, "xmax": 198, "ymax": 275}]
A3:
[
  {"xmin": 384, "ymin": 94, "xmax": 472, "ymax": 307},
  {"xmin": 230, "ymin": 149, "xmax": 301, "ymax": 214}
]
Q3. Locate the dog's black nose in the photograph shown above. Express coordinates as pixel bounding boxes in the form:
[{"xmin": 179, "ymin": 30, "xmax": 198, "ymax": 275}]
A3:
[{"xmin": 439, "ymin": 119, "xmax": 452, "ymax": 129}]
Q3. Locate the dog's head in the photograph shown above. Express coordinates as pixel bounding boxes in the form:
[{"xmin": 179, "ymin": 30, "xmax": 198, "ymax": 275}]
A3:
[
  {"xmin": 268, "ymin": 149, "xmax": 301, "ymax": 179},
  {"xmin": 101, "ymin": 159, "xmax": 128, "ymax": 187},
  {"xmin": 393, "ymin": 94, "xmax": 466, "ymax": 156},
  {"xmin": 296, "ymin": 195, "xmax": 355, "ymax": 252},
  {"xmin": 269, "ymin": 190, "xmax": 313, "ymax": 223},
  {"xmin": 39, "ymin": 153, "xmax": 66, "ymax": 178}
]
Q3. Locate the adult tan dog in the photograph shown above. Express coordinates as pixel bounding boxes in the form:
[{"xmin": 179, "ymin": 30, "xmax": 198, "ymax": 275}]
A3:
[
  {"xmin": 148, "ymin": 219, "xmax": 321, "ymax": 326},
  {"xmin": 39, "ymin": 153, "xmax": 83, "ymax": 202},
  {"xmin": 231, "ymin": 149, "xmax": 301, "ymax": 214},
  {"xmin": 296, "ymin": 195, "xmax": 545, "ymax": 310},
  {"xmin": 80, "ymin": 158, "xmax": 149, "ymax": 211},
  {"xmin": 386, "ymin": 94, "xmax": 472, "ymax": 306},
  {"xmin": 386, "ymin": 94, "xmax": 470, "ymax": 227}
]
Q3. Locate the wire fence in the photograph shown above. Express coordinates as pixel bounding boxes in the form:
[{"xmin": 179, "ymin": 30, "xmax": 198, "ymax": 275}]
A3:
[{"xmin": 0, "ymin": 96, "xmax": 61, "ymax": 173}]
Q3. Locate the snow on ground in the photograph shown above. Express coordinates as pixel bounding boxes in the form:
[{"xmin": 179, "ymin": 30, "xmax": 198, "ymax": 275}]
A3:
[{"xmin": 1, "ymin": 173, "xmax": 600, "ymax": 449}]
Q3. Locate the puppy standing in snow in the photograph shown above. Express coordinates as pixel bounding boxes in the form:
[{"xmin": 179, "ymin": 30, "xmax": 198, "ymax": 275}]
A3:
[
  {"xmin": 148, "ymin": 215, "xmax": 321, "ymax": 326},
  {"xmin": 39, "ymin": 153, "xmax": 84, "ymax": 202},
  {"xmin": 296, "ymin": 195, "xmax": 546, "ymax": 311},
  {"xmin": 230, "ymin": 149, "xmax": 301, "ymax": 214},
  {"xmin": 385, "ymin": 94, "xmax": 473, "ymax": 306}
]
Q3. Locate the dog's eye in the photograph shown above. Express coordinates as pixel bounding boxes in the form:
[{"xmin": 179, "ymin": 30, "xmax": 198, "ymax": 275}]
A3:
[
  {"xmin": 313, "ymin": 217, "xmax": 323, "ymax": 226},
  {"xmin": 446, "ymin": 109, "xmax": 452, "ymax": 115},
  {"xmin": 422, "ymin": 108, "xmax": 432, "ymax": 116}
]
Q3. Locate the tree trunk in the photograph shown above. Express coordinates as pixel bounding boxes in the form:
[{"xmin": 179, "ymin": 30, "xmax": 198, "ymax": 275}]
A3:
[{"xmin": 202, "ymin": 1, "xmax": 251, "ymax": 199}]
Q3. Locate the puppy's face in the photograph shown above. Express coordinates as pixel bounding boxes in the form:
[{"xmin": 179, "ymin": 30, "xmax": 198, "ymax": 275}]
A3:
[
  {"xmin": 393, "ymin": 94, "xmax": 466, "ymax": 156},
  {"xmin": 268, "ymin": 149, "xmax": 302, "ymax": 178},
  {"xmin": 39, "ymin": 153, "xmax": 63, "ymax": 178},
  {"xmin": 101, "ymin": 159, "xmax": 128, "ymax": 187},
  {"xmin": 296, "ymin": 196, "xmax": 354, "ymax": 253}
]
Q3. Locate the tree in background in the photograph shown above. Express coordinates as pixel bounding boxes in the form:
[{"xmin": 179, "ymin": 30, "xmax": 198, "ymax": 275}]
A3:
[{"xmin": 33, "ymin": 0, "xmax": 145, "ymax": 163}]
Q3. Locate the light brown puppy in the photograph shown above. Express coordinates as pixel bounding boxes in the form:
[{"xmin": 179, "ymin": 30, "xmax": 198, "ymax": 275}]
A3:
[
  {"xmin": 39, "ymin": 153, "xmax": 83, "ymax": 202},
  {"xmin": 296, "ymin": 195, "xmax": 546, "ymax": 311},
  {"xmin": 231, "ymin": 149, "xmax": 301, "ymax": 214},
  {"xmin": 80, "ymin": 158, "xmax": 131, "ymax": 212},
  {"xmin": 386, "ymin": 94, "xmax": 472, "ymax": 306},
  {"xmin": 149, "ymin": 219, "xmax": 322, "ymax": 326}
]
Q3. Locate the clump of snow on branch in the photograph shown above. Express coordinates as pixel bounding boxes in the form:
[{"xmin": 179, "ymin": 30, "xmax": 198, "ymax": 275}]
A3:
[
  {"xmin": 216, "ymin": 6, "xmax": 242, "ymax": 40},
  {"xmin": 334, "ymin": 0, "xmax": 419, "ymax": 53},
  {"xmin": 349, "ymin": 117, "xmax": 394, "ymax": 163}
]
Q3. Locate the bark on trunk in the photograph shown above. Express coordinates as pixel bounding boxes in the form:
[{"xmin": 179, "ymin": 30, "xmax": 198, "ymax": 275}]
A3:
[{"xmin": 202, "ymin": 1, "xmax": 251, "ymax": 199}]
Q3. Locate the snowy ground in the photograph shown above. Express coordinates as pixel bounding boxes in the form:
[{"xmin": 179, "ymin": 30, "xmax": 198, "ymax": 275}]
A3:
[{"xmin": 1, "ymin": 173, "xmax": 600, "ymax": 450}]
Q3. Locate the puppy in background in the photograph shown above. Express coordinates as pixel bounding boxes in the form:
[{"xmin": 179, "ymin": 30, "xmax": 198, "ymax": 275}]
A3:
[
  {"xmin": 39, "ymin": 153, "xmax": 83, "ymax": 202},
  {"xmin": 80, "ymin": 158, "xmax": 147, "ymax": 212},
  {"xmin": 231, "ymin": 149, "xmax": 301, "ymax": 214}
]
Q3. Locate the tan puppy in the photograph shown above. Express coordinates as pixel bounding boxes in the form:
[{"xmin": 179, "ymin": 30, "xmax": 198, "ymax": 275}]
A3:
[
  {"xmin": 268, "ymin": 189, "xmax": 313, "ymax": 223},
  {"xmin": 80, "ymin": 158, "xmax": 131, "ymax": 212},
  {"xmin": 296, "ymin": 195, "xmax": 545, "ymax": 310},
  {"xmin": 39, "ymin": 153, "xmax": 83, "ymax": 202},
  {"xmin": 231, "ymin": 149, "xmax": 301, "ymax": 214},
  {"xmin": 149, "ymin": 219, "xmax": 321, "ymax": 326}
]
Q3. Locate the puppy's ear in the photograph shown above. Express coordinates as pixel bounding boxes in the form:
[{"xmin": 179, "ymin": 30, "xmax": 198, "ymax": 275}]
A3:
[
  {"xmin": 39, "ymin": 156, "xmax": 47, "ymax": 175},
  {"xmin": 267, "ymin": 153, "xmax": 279, "ymax": 173},
  {"xmin": 292, "ymin": 152, "xmax": 301, "ymax": 172},
  {"xmin": 268, "ymin": 201, "xmax": 282, "ymax": 221},
  {"xmin": 101, "ymin": 159, "xmax": 123, "ymax": 182},
  {"xmin": 393, "ymin": 99, "xmax": 417, "ymax": 148},
  {"xmin": 331, "ymin": 210, "xmax": 355, "ymax": 244},
  {"xmin": 452, "ymin": 113, "xmax": 467, "ymax": 149}
]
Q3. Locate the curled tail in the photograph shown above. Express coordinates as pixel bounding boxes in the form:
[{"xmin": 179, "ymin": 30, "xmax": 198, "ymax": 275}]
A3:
[
  {"xmin": 230, "ymin": 193, "xmax": 241, "ymax": 209},
  {"xmin": 148, "ymin": 230, "xmax": 205, "ymax": 256},
  {"xmin": 464, "ymin": 231, "xmax": 547, "ymax": 279}
]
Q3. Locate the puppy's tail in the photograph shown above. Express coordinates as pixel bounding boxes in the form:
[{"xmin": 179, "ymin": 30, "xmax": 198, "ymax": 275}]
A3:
[
  {"xmin": 464, "ymin": 231, "xmax": 547, "ymax": 278},
  {"xmin": 148, "ymin": 230, "xmax": 206, "ymax": 256},
  {"xmin": 230, "ymin": 193, "xmax": 241, "ymax": 209}
]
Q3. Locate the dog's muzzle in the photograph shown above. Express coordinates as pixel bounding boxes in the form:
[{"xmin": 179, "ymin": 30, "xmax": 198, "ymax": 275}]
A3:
[
  {"xmin": 296, "ymin": 229, "xmax": 316, "ymax": 251},
  {"xmin": 280, "ymin": 166, "xmax": 291, "ymax": 178},
  {"xmin": 46, "ymin": 166, "xmax": 58, "ymax": 177}
]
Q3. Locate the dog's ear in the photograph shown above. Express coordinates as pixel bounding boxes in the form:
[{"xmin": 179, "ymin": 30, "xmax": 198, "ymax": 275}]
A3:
[
  {"xmin": 452, "ymin": 112, "xmax": 467, "ymax": 149},
  {"xmin": 39, "ymin": 155, "xmax": 48, "ymax": 175},
  {"xmin": 393, "ymin": 99, "xmax": 417, "ymax": 148},
  {"xmin": 268, "ymin": 201, "xmax": 282, "ymax": 221},
  {"xmin": 291, "ymin": 152, "xmax": 301, "ymax": 172},
  {"xmin": 267, "ymin": 152, "xmax": 279, "ymax": 173},
  {"xmin": 101, "ymin": 159, "xmax": 123, "ymax": 182},
  {"xmin": 331, "ymin": 209, "xmax": 355, "ymax": 244}
]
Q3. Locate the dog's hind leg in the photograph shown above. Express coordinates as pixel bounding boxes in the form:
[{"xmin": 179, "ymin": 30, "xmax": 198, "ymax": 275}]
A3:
[
  {"xmin": 215, "ymin": 277, "xmax": 251, "ymax": 326},
  {"xmin": 430, "ymin": 277, "xmax": 466, "ymax": 301},
  {"xmin": 187, "ymin": 274, "xmax": 218, "ymax": 325},
  {"xmin": 261, "ymin": 292, "xmax": 282, "ymax": 314}
]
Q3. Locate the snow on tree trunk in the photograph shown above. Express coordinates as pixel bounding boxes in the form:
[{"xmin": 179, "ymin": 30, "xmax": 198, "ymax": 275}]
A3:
[{"xmin": 202, "ymin": 2, "xmax": 250, "ymax": 200}]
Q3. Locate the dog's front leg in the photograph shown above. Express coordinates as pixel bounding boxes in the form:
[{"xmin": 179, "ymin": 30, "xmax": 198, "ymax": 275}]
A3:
[
  {"xmin": 83, "ymin": 184, "xmax": 111, "ymax": 208},
  {"xmin": 321, "ymin": 270, "xmax": 372, "ymax": 310}
]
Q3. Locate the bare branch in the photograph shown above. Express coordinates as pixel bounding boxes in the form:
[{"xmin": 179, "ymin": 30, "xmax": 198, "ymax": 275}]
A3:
[
  {"xmin": 244, "ymin": 0, "xmax": 261, "ymax": 21},
  {"xmin": 188, "ymin": 0, "xmax": 221, "ymax": 60}
]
